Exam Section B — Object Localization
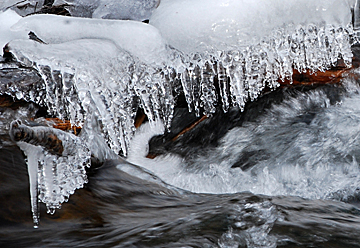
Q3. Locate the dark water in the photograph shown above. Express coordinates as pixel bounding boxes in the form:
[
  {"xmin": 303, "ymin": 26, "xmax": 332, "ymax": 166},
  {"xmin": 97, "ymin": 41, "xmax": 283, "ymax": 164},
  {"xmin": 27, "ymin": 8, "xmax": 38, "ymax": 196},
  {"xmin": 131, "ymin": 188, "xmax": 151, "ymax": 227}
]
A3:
[
  {"xmin": 1, "ymin": 154, "xmax": 360, "ymax": 248},
  {"xmin": 2, "ymin": 76, "xmax": 360, "ymax": 247}
]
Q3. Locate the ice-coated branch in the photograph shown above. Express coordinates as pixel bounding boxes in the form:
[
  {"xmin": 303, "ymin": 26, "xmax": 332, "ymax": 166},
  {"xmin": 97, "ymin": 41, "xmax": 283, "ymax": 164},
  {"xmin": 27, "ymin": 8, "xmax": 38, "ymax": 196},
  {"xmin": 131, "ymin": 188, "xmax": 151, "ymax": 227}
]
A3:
[
  {"xmin": 10, "ymin": 120, "xmax": 64, "ymax": 155},
  {"xmin": 9, "ymin": 120, "xmax": 91, "ymax": 227}
]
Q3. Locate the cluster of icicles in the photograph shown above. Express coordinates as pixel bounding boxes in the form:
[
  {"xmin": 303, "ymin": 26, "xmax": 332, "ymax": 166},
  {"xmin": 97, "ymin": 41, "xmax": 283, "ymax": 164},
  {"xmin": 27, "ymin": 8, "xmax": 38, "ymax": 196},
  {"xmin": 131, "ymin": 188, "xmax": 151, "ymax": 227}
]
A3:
[
  {"xmin": 178, "ymin": 23, "xmax": 355, "ymax": 115},
  {"xmin": 1, "ymin": 15, "xmax": 357, "ymax": 226},
  {"xmin": 13, "ymin": 123, "xmax": 90, "ymax": 227},
  {"xmin": 6, "ymin": 23, "xmax": 356, "ymax": 155}
]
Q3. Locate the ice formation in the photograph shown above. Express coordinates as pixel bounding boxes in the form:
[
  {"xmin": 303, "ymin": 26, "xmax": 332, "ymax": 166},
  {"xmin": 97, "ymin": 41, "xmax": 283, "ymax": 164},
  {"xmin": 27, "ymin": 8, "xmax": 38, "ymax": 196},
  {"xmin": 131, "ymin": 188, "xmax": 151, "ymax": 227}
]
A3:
[
  {"xmin": 11, "ymin": 14, "xmax": 170, "ymax": 65},
  {"xmin": 151, "ymin": 0, "xmax": 356, "ymax": 53},
  {"xmin": 151, "ymin": 0, "xmax": 357, "ymax": 112},
  {"xmin": 0, "ymin": 0, "xmax": 359, "ymax": 226},
  {"xmin": 10, "ymin": 120, "xmax": 90, "ymax": 227},
  {"xmin": 6, "ymin": 38, "xmax": 175, "ymax": 156},
  {"xmin": 53, "ymin": 0, "xmax": 160, "ymax": 21}
]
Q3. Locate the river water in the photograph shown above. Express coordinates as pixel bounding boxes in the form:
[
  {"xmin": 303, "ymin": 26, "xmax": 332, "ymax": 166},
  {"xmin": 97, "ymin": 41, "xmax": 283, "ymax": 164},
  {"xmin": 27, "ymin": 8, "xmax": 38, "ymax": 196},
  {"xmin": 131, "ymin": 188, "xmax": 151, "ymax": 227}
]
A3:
[{"xmin": 2, "ymin": 72, "xmax": 360, "ymax": 247}]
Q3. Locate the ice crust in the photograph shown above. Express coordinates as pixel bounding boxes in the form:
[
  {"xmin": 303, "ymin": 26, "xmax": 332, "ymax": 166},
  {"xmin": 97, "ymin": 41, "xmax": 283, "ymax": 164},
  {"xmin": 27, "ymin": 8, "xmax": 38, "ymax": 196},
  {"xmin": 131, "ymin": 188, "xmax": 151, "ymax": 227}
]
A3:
[
  {"xmin": 9, "ymin": 10, "xmax": 356, "ymax": 117},
  {"xmin": 11, "ymin": 14, "xmax": 169, "ymax": 65},
  {"xmin": 151, "ymin": 0, "xmax": 356, "ymax": 112},
  {"xmin": 1, "ymin": 0, "xmax": 358, "ymax": 225},
  {"xmin": 53, "ymin": 0, "xmax": 160, "ymax": 21}
]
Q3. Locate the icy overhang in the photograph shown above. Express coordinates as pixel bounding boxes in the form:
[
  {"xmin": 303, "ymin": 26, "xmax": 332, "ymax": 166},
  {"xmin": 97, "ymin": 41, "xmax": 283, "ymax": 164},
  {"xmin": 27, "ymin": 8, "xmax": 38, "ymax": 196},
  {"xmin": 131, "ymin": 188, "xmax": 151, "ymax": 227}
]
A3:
[
  {"xmin": 150, "ymin": 0, "xmax": 355, "ymax": 53},
  {"xmin": 11, "ymin": 14, "xmax": 169, "ymax": 65}
]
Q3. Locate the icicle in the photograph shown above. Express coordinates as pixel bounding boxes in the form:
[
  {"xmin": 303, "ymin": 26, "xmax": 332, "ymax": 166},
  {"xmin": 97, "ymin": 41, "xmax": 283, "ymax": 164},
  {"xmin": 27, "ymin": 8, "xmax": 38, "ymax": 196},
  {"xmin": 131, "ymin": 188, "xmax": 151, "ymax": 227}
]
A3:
[
  {"xmin": 217, "ymin": 60, "xmax": 230, "ymax": 113},
  {"xmin": 173, "ymin": 22, "xmax": 355, "ymax": 113},
  {"xmin": 200, "ymin": 62, "xmax": 217, "ymax": 115},
  {"xmin": 5, "ymin": 19, "xmax": 356, "ymax": 158},
  {"xmin": 19, "ymin": 143, "xmax": 42, "ymax": 228},
  {"xmin": 10, "ymin": 120, "xmax": 91, "ymax": 225},
  {"xmin": 353, "ymin": 0, "xmax": 360, "ymax": 34}
]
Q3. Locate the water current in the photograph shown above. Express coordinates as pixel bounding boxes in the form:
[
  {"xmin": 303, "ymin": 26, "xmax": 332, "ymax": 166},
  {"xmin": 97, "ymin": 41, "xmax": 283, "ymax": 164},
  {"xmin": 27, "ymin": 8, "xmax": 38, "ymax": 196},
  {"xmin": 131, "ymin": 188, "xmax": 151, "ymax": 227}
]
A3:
[{"xmin": 2, "ymin": 74, "xmax": 360, "ymax": 247}]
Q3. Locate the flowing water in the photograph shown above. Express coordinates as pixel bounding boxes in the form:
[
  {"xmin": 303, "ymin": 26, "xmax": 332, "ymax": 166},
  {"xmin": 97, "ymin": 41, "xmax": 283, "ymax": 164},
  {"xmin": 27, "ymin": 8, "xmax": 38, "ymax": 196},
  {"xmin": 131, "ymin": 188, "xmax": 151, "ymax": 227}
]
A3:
[
  {"xmin": 2, "ymin": 0, "xmax": 360, "ymax": 247},
  {"xmin": 2, "ymin": 79, "xmax": 360, "ymax": 247},
  {"xmin": 133, "ymin": 79, "xmax": 360, "ymax": 200}
]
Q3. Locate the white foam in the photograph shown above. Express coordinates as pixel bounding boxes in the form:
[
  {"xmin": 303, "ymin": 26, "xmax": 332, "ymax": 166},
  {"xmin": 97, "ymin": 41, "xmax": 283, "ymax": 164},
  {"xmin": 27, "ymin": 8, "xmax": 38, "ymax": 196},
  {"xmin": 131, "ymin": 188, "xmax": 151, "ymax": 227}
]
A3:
[{"xmin": 129, "ymin": 80, "xmax": 360, "ymax": 201}]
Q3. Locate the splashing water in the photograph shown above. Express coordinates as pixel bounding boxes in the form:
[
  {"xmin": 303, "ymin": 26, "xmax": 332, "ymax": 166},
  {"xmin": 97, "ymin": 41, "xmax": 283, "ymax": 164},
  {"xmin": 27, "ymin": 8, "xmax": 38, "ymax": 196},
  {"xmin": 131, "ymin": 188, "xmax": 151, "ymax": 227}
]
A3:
[{"xmin": 128, "ymin": 76, "xmax": 360, "ymax": 202}]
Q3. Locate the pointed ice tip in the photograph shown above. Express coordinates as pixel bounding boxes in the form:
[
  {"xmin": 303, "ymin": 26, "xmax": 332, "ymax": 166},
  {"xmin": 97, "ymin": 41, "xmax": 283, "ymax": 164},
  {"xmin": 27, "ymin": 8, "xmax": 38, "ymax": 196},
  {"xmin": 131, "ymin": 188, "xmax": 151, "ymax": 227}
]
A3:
[{"xmin": 33, "ymin": 217, "xmax": 39, "ymax": 229}]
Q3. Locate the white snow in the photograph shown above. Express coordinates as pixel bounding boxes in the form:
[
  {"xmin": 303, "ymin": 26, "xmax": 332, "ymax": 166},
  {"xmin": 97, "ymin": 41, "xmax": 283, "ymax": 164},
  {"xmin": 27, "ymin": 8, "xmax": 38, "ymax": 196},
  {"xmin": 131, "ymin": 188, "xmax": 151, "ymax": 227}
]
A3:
[
  {"xmin": 0, "ymin": 9, "xmax": 26, "ymax": 50},
  {"xmin": 150, "ymin": 0, "xmax": 355, "ymax": 53},
  {"xmin": 11, "ymin": 14, "xmax": 169, "ymax": 64}
]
